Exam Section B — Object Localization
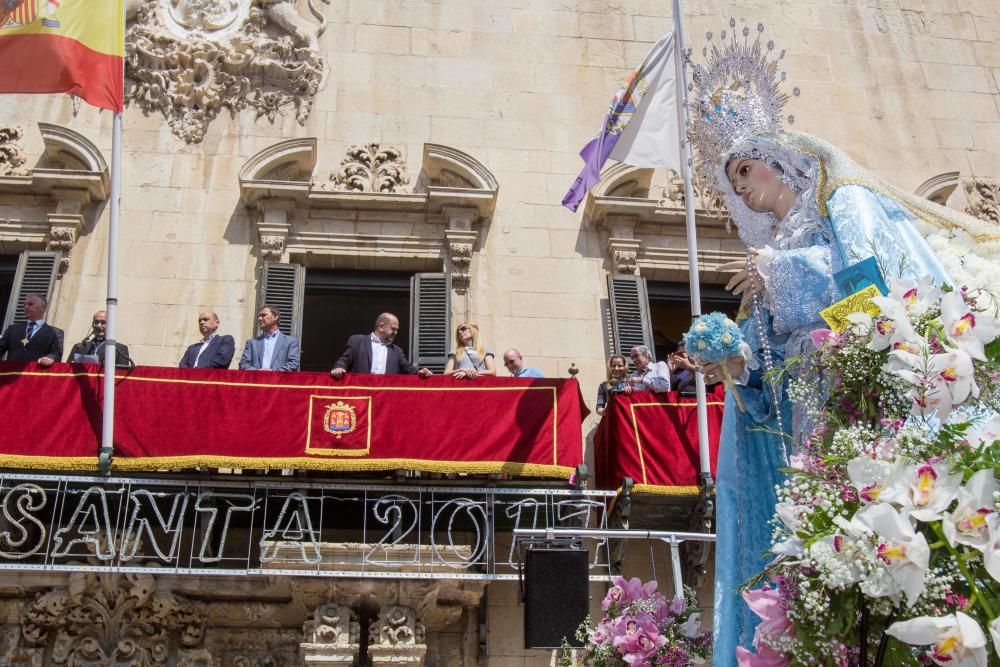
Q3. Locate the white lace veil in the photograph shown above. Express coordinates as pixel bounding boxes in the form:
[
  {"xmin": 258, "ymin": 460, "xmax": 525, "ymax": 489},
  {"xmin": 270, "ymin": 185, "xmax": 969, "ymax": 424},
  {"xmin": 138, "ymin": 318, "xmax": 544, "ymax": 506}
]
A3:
[{"xmin": 711, "ymin": 135, "xmax": 819, "ymax": 249}]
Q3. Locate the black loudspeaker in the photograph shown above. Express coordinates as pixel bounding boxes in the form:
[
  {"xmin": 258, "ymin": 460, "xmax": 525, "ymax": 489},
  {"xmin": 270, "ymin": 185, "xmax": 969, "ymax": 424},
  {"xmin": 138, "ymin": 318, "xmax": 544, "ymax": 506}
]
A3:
[{"xmin": 523, "ymin": 548, "xmax": 589, "ymax": 649}]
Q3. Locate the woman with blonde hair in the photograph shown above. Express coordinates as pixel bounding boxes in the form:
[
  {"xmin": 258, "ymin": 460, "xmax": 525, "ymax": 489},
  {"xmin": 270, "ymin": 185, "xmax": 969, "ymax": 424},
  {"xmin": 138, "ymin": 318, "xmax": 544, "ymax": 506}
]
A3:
[
  {"xmin": 595, "ymin": 353, "xmax": 629, "ymax": 415},
  {"xmin": 444, "ymin": 322, "xmax": 496, "ymax": 380}
]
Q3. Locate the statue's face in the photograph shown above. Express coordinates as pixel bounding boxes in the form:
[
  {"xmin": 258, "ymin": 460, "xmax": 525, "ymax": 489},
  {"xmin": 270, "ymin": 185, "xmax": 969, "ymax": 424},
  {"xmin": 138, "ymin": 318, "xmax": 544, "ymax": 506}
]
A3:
[{"xmin": 725, "ymin": 157, "xmax": 786, "ymax": 215}]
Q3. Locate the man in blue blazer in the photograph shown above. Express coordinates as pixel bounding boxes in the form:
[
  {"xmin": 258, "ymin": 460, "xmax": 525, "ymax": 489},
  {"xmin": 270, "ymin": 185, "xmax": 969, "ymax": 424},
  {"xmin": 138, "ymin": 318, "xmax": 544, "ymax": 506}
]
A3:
[
  {"xmin": 239, "ymin": 304, "xmax": 300, "ymax": 371},
  {"xmin": 179, "ymin": 311, "xmax": 236, "ymax": 369},
  {"xmin": 330, "ymin": 312, "xmax": 431, "ymax": 379}
]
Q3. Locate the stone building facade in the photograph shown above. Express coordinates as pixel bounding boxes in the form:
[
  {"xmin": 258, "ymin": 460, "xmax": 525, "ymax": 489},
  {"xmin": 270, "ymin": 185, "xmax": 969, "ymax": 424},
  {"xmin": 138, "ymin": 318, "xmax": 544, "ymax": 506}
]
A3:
[{"xmin": 0, "ymin": 0, "xmax": 999, "ymax": 665}]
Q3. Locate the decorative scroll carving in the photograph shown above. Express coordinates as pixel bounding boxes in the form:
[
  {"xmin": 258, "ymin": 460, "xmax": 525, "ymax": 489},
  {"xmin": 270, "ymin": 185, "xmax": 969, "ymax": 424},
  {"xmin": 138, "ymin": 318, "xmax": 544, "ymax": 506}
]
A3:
[
  {"xmin": 125, "ymin": 0, "xmax": 326, "ymax": 143},
  {"xmin": 300, "ymin": 604, "xmax": 360, "ymax": 666},
  {"xmin": 612, "ymin": 249, "xmax": 638, "ymax": 275},
  {"xmin": 16, "ymin": 572, "xmax": 208, "ymax": 665},
  {"xmin": 963, "ymin": 177, "xmax": 1000, "ymax": 225},
  {"xmin": 658, "ymin": 169, "xmax": 724, "ymax": 211},
  {"xmin": 368, "ymin": 606, "xmax": 426, "ymax": 666},
  {"xmin": 0, "ymin": 127, "xmax": 29, "ymax": 176},
  {"xmin": 325, "ymin": 144, "xmax": 410, "ymax": 193},
  {"xmin": 445, "ymin": 235, "xmax": 474, "ymax": 293}
]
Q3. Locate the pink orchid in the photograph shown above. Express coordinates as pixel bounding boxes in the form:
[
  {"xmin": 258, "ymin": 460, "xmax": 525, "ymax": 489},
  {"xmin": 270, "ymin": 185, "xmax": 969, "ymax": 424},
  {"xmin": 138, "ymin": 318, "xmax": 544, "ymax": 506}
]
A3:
[
  {"xmin": 734, "ymin": 586, "xmax": 794, "ymax": 666},
  {"xmin": 604, "ymin": 576, "xmax": 658, "ymax": 611},
  {"xmin": 611, "ymin": 612, "xmax": 667, "ymax": 665},
  {"xmin": 736, "ymin": 645, "xmax": 791, "ymax": 667},
  {"xmin": 810, "ymin": 328, "xmax": 834, "ymax": 349}
]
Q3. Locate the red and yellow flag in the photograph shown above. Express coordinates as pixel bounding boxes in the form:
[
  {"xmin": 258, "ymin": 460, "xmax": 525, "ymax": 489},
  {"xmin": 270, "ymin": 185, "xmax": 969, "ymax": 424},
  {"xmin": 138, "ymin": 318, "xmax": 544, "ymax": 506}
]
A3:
[{"xmin": 0, "ymin": 0, "xmax": 123, "ymax": 112}]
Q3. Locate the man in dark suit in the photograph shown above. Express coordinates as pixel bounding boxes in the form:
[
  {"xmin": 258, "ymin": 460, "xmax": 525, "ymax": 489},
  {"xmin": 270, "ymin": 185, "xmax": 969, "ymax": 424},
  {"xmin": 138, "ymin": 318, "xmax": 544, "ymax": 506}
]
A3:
[
  {"xmin": 67, "ymin": 310, "xmax": 133, "ymax": 367},
  {"xmin": 179, "ymin": 311, "xmax": 236, "ymax": 369},
  {"xmin": 239, "ymin": 304, "xmax": 300, "ymax": 371},
  {"xmin": 330, "ymin": 312, "xmax": 432, "ymax": 379},
  {"xmin": 0, "ymin": 293, "xmax": 63, "ymax": 367}
]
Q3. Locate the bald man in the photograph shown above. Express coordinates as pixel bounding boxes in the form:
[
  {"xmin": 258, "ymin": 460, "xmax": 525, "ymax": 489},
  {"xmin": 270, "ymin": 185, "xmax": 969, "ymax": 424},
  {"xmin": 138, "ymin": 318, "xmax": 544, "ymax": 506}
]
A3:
[
  {"xmin": 68, "ymin": 309, "xmax": 133, "ymax": 367},
  {"xmin": 330, "ymin": 312, "xmax": 431, "ymax": 379},
  {"xmin": 179, "ymin": 311, "xmax": 236, "ymax": 369}
]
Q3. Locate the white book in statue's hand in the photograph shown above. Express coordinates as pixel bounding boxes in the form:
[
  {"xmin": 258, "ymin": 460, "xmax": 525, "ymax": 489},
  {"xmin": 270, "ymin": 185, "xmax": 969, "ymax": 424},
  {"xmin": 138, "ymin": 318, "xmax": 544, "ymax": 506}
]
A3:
[{"xmin": 72, "ymin": 354, "xmax": 99, "ymax": 364}]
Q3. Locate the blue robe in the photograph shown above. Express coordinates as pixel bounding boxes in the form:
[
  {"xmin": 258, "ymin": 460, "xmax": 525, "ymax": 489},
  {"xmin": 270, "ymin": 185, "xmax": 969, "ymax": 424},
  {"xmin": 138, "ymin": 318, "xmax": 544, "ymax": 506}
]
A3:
[{"xmin": 712, "ymin": 184, "xmax": 951, "ymax": 665}]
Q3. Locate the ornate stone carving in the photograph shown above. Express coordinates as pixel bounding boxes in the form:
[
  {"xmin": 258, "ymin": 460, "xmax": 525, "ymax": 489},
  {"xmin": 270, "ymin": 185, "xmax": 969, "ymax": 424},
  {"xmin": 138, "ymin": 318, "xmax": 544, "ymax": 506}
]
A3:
[
  {"xmin": 125, "ymin": 0, "xmax": 326, "ymax": 143},
  {"xmin": 260, "ymin": 234, "xmax": 286, "ymax": 262},
  {"xmin": 612, "ymin": 249, "xmax": 638, "ymax": 275},
  {"xmin": 0, "ymin": 126, "xmax": 29, "ymax": 176},
  {"xmin": 659, "ymin": 169, "xmax": 724, "ymax": 211},
  {"xmin": 46, "ymin": 226, "xmax": 76, "ymax": 274},
  {"xmin": 213, "ymin": 628, "xmax": 301, "ymax": 667},
  {"xmin": 15, "ymin": 572, "xmax": 208, "ymax": 665},
  {"xmin": 325, "ymin": 144, "xmax": 410, "ymax": 193},
  {"xmin": 445, "ymin": 232, "xmax": 474, "ymax": 293},
  {"xmin": 300, "ymin": 603, "xmax": 360, "ymax": 666},
  {"xmin": 963, "ymin": 177, "xmax": 1000, "ymax": 225},
  {"xmin": 368, "ymin": 606, "xmax": 426, "ymax": 666}
]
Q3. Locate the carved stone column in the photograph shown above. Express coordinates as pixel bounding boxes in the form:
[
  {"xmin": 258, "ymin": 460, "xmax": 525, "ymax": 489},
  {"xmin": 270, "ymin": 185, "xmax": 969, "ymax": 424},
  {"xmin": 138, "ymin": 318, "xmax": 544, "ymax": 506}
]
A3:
[
  {"xmin": 258, "ymin": 199, "xmax": 295, "ymax": 262},
  {"xmin": 368, "ymin": 605, "xmax": 426, "ymax": 667},
  {"xmin": 443, "ymin": 206, "xmax": 479, "ymax": 295},
  {"xmin": 300, "ymin": 603, "xmax": 360, "ymax": 666}
]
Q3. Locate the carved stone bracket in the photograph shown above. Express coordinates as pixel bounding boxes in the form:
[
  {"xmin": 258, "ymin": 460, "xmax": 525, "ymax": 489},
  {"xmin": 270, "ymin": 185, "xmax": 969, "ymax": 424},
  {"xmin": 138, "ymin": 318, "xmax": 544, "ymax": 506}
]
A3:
[
  {"xmin": 323, "ymin": 144, "xmax": 410, "ymax": 194},
  {"xmin": 443, "ymin": 207, "xmax": 478, "ymax": 294},
  {"xmin": 368, "ymin": 605, "xmax": 426, "ymax": 667},
  {"xmin": 257, "ymin": 199, "xmax": 295, "ymax": 262},
  {"xmin": 13, "ymin": 572, "xmax": 209, "ymax": 666},
  {"xmin": 608, "ymin": 238, "xmax": 641, "ymax": 276},
  {"xmin": 124, "ymin": 0, "xmax": 327, "ymax": 143},
  {"xmin": 300, "ymin": 603, "xmax": 360, "ymax": 666},
  {"xmin": 963, "ymin": 177, "xmax": 1000, "ymax": 225},
  {"xmin": 0, "ymin": 126, "xmax": 29, "ymax": 176}
]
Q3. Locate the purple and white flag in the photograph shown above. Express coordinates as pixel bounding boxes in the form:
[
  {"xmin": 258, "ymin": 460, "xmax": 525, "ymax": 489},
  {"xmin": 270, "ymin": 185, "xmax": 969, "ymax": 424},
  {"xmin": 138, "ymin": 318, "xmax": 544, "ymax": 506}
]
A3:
[{"xmin": 562, "ymin": 33, "xmax": 680, "ymax": 212}]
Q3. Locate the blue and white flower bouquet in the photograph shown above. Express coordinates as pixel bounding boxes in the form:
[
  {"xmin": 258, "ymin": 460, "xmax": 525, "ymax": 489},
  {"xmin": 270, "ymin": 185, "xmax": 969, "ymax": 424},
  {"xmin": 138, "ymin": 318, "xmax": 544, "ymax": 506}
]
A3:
[{"xmin": 683, "ymin": 312, "xmax": 743, "ymax": 365}]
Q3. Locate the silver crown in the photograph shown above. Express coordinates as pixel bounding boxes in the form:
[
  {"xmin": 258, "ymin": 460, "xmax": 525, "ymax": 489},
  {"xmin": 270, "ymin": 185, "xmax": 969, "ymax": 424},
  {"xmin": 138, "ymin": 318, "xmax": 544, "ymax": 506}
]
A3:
[{"xmin": 687, "ymin": 20, "xmax": 799, "ymax": 167}]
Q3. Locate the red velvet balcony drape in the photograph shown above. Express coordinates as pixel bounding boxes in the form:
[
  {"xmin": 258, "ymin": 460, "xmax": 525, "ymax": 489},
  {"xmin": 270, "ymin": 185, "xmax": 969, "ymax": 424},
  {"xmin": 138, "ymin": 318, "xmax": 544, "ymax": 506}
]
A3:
[
  {"xmin": 0, "ymin": 363, "xmax": 588, "ymax": 477},
  {"xmin": 593, "ymin": 386, "xmax": 725, "ymax": 494}
]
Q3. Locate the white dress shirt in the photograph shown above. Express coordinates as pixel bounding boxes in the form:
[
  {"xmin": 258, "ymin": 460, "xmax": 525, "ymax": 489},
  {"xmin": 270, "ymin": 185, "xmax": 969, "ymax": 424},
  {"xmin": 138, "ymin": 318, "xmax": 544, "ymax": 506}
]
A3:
[
  {"xmin": 193, "ymin": 333, "xmax": 217, "ymax": 367},
  {"xmin": 261, "ymin": 330, "xmax": 280, "ymax": 370},
  {"xmin": 630, "ymin": 360, "xmax": 671, "ymax": 392},
  {"xmin": 369, "ymin": 333, "xmax": 388, "ymax": 374}
]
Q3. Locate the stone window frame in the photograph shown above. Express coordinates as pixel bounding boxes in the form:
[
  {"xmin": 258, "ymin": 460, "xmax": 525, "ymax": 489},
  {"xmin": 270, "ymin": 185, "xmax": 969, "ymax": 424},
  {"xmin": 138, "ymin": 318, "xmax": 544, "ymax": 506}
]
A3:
[
  {"xmin": 0, "ymin": 122, "xmax": 110, "ymax": 276},
  {"xmin": 237, "ymin": 139, "xmax": 499, "ymax": 300}
]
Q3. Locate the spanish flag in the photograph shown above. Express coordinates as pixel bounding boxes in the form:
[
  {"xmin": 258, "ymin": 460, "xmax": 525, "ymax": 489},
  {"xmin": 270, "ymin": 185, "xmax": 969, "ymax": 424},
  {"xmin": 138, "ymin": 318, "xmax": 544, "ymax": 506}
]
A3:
[{"xmin": 0, "ymin": 0, "xmax": 123, "ymax": 112}]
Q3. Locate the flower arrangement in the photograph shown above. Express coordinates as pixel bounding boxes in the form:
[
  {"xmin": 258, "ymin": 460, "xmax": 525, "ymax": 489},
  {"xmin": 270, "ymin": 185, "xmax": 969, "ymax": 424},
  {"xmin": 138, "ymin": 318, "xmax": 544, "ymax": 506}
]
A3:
[
  {"xmin": 562, "ymin": 577, "xmax": 712, "ymax": 666},
  {"xmin": 739, "ymin": 278, "xmax": 1000, "ymax": 666},
  {"xmin": 683, "ymin": 312, "xmax": 744, "ymax": 365}
]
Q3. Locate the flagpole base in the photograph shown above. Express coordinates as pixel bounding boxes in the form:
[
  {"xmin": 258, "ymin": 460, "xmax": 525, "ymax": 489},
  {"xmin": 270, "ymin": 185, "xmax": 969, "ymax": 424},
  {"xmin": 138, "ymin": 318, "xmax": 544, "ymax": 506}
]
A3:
[{"xmin": 98, "ymin": 447, "xmax": 114, "ymax": 474}]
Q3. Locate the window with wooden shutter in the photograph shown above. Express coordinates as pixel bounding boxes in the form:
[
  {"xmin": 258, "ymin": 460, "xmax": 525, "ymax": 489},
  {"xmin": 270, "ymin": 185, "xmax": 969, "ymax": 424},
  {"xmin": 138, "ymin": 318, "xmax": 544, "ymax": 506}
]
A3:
[
  {"xmin": 257, "ymin": 263, "xmax": 304, "ymax": 338},
  {"xmin": 607, "ymin": 273, "xmax": 654, "ymax": 359},
  {"xmin": 409, "ymin": 273, "xmax": 450, "ymax": 373},
  {"xmin": 3, "ymin": 251, "xmax": 60, "ymax": 330}
]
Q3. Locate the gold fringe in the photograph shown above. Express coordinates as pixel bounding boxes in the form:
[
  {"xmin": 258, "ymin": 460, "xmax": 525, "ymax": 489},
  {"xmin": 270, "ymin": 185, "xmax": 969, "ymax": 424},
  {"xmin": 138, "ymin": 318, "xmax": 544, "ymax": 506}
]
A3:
[
  {"xmin": 631, "ymin": 484, "xmax": 705, "ymax": 497},
  {"xmin": 110, "ymin": 456, "xmax": 574, "ymax": 479},
  {"xmin": 0, "ymin": 455, "xmax": 100, "ymax": 471}
]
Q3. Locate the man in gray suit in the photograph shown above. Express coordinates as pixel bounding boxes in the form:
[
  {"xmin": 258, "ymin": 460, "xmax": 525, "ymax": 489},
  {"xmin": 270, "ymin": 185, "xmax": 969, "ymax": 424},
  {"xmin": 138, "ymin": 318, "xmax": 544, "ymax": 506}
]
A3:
[{"xmin": 238, "ymin": 304, "xmax": 300, "ymax": 371}]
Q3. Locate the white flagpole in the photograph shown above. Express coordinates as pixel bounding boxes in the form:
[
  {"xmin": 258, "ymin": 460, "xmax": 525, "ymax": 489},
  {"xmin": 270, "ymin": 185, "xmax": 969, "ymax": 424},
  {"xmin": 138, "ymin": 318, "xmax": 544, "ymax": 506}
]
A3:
[
  {"xmin": 100, "ymin": 110, "xmax": 121, "ymax": 473},
  {"xmin": 100, "ymin": 2, "xmax": 125, "ymax": 473},
  {"xmin": 671, "ymin": 0, "xmax": 713, "ymax": 487}
]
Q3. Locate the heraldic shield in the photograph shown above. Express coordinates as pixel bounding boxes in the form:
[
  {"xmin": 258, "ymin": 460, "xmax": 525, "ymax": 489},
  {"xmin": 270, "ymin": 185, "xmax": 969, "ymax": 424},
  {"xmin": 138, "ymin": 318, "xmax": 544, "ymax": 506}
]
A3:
[{"xmin": 306, "ymin": 395, "xmax": 372, "ymax": 456}]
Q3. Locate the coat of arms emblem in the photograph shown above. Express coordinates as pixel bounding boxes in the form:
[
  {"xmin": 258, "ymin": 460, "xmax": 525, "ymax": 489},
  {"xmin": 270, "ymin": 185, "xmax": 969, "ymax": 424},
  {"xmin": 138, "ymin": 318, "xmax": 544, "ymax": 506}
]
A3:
[{"xmin": 323, "ymin": 401, "xmax": 357, "ymax": 439}]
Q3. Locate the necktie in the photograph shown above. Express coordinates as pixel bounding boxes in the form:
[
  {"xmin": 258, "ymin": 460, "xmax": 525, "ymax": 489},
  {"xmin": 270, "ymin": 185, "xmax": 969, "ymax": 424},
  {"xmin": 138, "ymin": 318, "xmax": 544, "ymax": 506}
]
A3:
[{"xmin": 25, "ymin": 321, "xmax": 36, "ymax": 340}]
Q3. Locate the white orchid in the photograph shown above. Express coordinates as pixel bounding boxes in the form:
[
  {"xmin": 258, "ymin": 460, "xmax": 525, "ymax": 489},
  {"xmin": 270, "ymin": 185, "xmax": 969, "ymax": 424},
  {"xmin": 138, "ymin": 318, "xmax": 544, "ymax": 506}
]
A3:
[
  {"xmin": 854, "ymin": 503, "xmax": 930, "ymax": 607},
  {"xmin": 967, "ymin": 415, "xmax": 1000, "ymax": 449},
  {"xmin": 847, "ymin": 455, "xmax": 892, "ymax": 504},
  {"xmin": 942, "ymin": 469, "xmax": 997, "ymax": 551},
  {"xmin": 884, "ymin": 276, "xmax": 941, "ymax": 318},
  {"xmin": 681, "ymin": 612, "xmax": 703, "ymax": 638},
  {"xmin": 940, "ymin": 291, "xmax": 1000, "ymax": 362},
  {"xmin": 868, "ymin": 295, "xmax": 920, "ymax": 352},
  {"xmin": 891, "ymin": 349, "xmax": 977, "ymax": 420},
  {"xmin": 880, "ymin": 459, "xmax": 962, "ymax": 523},
  {"xmin": 887, "ymin": 612, "xmax": 988, "ymax": 667},
  {"xmin": 982, "ymin": 519, "xmax": 1000, "ymax": 583}
]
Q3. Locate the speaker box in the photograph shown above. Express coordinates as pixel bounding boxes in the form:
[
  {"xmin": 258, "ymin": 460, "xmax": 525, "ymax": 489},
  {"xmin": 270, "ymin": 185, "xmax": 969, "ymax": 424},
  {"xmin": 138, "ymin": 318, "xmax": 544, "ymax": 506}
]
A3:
[{"xmin": 523, "ymin": 548, "xmax": 589, "ymax": 649}]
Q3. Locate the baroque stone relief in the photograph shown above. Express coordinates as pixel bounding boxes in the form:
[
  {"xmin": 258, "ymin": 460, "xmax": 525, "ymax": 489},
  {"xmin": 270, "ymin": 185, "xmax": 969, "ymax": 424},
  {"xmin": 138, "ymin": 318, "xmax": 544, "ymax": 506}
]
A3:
[
  {"xmin": 963, "ymin": 177, "xmax": 1000, "ymax": 226},
  {"xmin": 6, "ymin": 572, "xmax": 209, "ymax": 666},
  {"xmin": 317, "ymin": 144, "xmax": 411, "ymax": 194},
  {"xmin": 125, "ymin": 0, "xmax": 328, "ymax": 143},
  {"xmin": 0, "ymin": 126, "xmax": 28, "ymax": 176}
]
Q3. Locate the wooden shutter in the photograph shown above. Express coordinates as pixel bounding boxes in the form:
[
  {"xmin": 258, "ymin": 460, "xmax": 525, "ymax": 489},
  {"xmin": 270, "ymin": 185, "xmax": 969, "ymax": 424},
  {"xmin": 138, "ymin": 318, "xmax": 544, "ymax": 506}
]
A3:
[
  {"xmin": 607, "ymin": 274, "xmax": 654, "ymax": 359},
  {"xmin": 257, "ymin": 263, "xmax": 304, "ymax": 338},
  {"xmin": 409, "ymin": 273, "xmax": 450, "ymax": 373},
  {"xmin": 3, "ymin": 251, "xmax": 60, "ymax": 330}
]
